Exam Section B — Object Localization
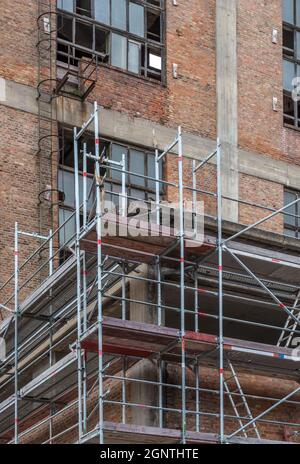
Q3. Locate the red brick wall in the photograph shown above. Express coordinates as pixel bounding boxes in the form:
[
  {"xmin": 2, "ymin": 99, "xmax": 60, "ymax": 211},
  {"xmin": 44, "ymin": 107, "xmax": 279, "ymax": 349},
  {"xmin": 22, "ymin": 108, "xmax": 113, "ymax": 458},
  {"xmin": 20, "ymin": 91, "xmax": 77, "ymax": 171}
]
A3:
[
  {"xmin": 0, "ymin": 0, "xmax": 39, "ymax": 87},
  {"xmin": 166, "ymin": 365, "xmax": 300, "ymax": 442},
  {"xmin": 239, "ymin": 174, "xmax": 284, "ymax": 233},
  {"xmin": 89, "ymin": 0, "xmax": 216, "ymax": 137},
  {"xmin": 237, "ymin": 0, "xmax": 300, "ymax": 165},
  {"xmin": 0, "ymin": 107, "xmax": 41, "ymax": 314}
]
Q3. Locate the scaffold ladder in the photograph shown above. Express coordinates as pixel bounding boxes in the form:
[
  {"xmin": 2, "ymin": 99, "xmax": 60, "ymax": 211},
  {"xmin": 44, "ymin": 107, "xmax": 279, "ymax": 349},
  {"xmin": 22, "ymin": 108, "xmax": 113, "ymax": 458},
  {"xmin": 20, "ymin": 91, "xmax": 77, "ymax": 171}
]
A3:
[
  {"xmin": 224, "ymin": 362, "xmax": 261, "ymax": 439},
  {"xmin": 277, "ymin": 291, "xmax": 300, "ymax": 347}
]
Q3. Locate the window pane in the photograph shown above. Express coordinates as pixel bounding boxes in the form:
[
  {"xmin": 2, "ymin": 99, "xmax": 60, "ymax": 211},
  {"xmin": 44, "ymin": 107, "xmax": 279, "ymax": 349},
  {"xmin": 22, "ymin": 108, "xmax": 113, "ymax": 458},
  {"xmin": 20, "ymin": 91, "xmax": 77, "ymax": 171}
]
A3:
[
  {"xmin": 147, "ymin": 10, "xmax": 161, "ymax": 42},
  {"xmin": 95, "ymin": 28, "xmax": 109, "ymax": 55},
  {"xmin": 129, "ymin": 2, "xmax": 145, "ymax": 37},
  {"xmin": 76, "ymin": 0, "xmax": 92, "ymax": 17},
  {"xmin": 297, "ymin": 32, "xmax": 300, "ymax": 59},
  {"xmin": 95, "ymin": 0, "xmax": 110, "ymax": 25},
  {"xmin": 284, "ymin": 227, "xmax": 297, "ymax": 238},
  {"xmin": 59, "ymin": 209, "xmax": 76, "ymax": 246},
  {"xmin": 283, "ymin": 0, "xmax": 294, "ymax": 24},
  {"xmin": 283, "ymin": 59, "xmax": 295, "ymax": 91},
  {"xmin": 130, "ymin": 150, "xmax": 145, "ymax": 187},
  {"xmin": 147, "ymin": 153, "xmax": 162, "ymax": 191},
  {"xmin": 111, "ymin": 33, "xmax": 127, "ymax": 69},
  {"xmin": 284, "ymin": 92, "xmax": 295, "ymax": 124},
  {"xmin": 58, "ymin": 14, "xmax": 73, "ymax": 42},
  {"xmin": 111, "ymin": 144, "xmax": 128, "ymax": 181},
  {"xmin": 75, "ymin": 20, "xmax": 93, "ymax": 49},
  {"xmin": 283, "ymin": 27, "xmax": 294, "ymax": 56},
  {"xmin": 111, "ymin": 0, "xmax": 127, "ymax": 30},
  {"xmin": 285, "ymin": 191, "xmax": 297, "ymax": 227},
  {"xmin": 128, "ymin": 41, "xmax": 140, "ymax": 74},
  {"xmin": 58, "ymin": 170, "xmax": 75, "ymax": 208},
  {"xmin": 149, "ymin": 52, "xmax": 161, "ymax": 70},
  {"xmin": 297, "ymin": 0, "xmax": 300, "ymax": 26},
  {"xmin": 58, "ymin": 0, "xmax": 74, "ymax": 12}
]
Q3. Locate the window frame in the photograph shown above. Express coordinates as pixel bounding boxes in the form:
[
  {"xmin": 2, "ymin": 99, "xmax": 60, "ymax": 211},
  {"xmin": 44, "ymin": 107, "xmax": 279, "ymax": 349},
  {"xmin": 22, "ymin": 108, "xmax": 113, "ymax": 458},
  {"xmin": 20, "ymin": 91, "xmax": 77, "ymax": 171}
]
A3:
[
  {"xmin": 58, "ymin": 126, "xmax": 164, "ymax": 212},
  {"xmin": 56, "ymin": 0, "xmax": 166, "ymax": 83},
  {"xmin": 283, "ymin": 0, "xmax": 300, "ymax": 128},
  {"xmin": 284, "ymin": 188, "xmax": 300, "ymax": 238}
]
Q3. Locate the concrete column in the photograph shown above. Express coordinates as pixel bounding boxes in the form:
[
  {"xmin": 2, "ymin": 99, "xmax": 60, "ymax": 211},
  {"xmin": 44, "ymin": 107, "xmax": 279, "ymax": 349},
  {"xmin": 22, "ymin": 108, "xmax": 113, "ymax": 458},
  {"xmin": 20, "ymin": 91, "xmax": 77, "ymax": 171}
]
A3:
[
  {"xmin": 216, "ymin": 0, "xmax": 239, "ymax": 222},
  {"xmin": 129, "ymin": 264, "xmax": 159, "ymax": 427}
]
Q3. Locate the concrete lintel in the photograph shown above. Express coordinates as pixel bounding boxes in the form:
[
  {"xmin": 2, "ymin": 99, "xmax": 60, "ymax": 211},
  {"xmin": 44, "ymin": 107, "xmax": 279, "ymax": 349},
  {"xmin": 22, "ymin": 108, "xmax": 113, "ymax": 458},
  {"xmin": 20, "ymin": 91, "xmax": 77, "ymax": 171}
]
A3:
[{"xmin": 1, "ymin": 78, "xmax": 300, "ymax": 191}]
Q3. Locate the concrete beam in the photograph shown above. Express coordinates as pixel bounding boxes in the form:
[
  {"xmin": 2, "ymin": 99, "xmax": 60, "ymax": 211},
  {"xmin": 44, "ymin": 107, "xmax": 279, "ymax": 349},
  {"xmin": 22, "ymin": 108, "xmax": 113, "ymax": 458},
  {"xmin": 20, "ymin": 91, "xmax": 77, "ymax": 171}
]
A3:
[
  {"xmin": 216, "ymin": 0, "xmax": 239, "ymax": 222},
  {"xmin": 1, "ymin": 78, "xmax": 300, "ymax": 194}
]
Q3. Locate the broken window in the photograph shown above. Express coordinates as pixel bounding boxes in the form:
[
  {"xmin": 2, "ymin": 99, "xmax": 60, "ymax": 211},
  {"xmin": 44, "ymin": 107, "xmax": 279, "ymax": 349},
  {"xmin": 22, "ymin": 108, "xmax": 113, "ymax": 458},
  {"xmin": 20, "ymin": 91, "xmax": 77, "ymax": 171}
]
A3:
[
  {"xmin": 147, "ymin": 10, "xmax": 161, "ymax": 42},
  {"xmin": 76, "ymin": 0, "xmax": 92, "ymax": 17},
  {"xmin": 95, "ymin": 28, "xmax": 109, "ymax": 58},
  {"xmin": 57, "ymin": 0, "xmax": 165, "ymax": 82},
  {"xmin": 75, "ymin": 20, "xmax": 93, "ymax": 49},
  {"xmin": 283, "ymin": 0, "xmax": 300, "ymax": 128}
]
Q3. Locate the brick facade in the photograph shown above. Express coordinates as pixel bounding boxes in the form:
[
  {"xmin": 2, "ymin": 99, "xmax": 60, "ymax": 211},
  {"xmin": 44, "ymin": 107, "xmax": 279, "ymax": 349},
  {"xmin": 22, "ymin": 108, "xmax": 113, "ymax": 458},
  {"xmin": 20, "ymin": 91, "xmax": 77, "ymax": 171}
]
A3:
[{"xmin": 0, "ymin": 0, "xmax": 300, "ymax": 444}]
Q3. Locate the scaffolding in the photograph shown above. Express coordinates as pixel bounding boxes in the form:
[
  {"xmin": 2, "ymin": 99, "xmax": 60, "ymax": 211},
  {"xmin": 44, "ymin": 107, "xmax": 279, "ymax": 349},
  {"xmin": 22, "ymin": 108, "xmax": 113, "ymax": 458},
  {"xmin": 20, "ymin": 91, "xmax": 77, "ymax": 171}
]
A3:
[{"xmin": 1, "ymin": 103, "xmax": 300, "ymax": 445}]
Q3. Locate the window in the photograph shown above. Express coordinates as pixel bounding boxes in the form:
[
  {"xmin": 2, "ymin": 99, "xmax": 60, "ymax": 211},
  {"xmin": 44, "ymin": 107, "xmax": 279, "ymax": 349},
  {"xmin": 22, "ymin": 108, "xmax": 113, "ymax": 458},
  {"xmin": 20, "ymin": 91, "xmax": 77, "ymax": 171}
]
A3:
[
  {"xmin": 284, "ymin": 189, "xmax": 300, "ymax": 238},
  {"xmin": 57, "ymin": 0, "xmax": 165, "ymax": 81},
  {"xmin": 58, "ymin": 126, "xmax": 163, "ymax": 245},
  {"xmin": 283, "ymin": 0, "xmax": 300, "ymax": 127}
]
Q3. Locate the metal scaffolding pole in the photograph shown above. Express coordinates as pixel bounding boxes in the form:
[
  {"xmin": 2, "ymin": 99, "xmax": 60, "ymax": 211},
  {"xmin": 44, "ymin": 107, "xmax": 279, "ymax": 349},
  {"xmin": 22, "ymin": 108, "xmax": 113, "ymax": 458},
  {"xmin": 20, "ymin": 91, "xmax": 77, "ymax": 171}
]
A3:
[
  {"xmin": 216, "ymin": 138, "xmax": 224, "ymax": 443},
  {"xmin": 74, "ymin": 125, "xmax": 83, "ymax": 442},
  {"xmin": 178, "ymin": 126, "xmax": 186, "ymax": 444},
  {"xmin": 14, "ymin": 222, "xmax": 19, "ymax": 445},
  {"xmin": 94, "ymin": 102, "xmax": 104, "ymax": 445}
]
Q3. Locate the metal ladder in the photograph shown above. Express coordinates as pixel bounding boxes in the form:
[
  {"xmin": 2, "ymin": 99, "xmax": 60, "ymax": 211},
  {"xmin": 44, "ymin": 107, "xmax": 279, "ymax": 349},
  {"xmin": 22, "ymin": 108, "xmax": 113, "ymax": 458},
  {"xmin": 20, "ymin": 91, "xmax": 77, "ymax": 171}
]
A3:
[
  {"xmin": 277, "ymin": 291, "xmax": 300, "ymax": 347},
  {"xmin": 37, "ymin": 0, "xmax": 58, "ymax": 236},
  {"xmin": 224, "ymin": 362, "xmax": 261, "ymax": 439}
]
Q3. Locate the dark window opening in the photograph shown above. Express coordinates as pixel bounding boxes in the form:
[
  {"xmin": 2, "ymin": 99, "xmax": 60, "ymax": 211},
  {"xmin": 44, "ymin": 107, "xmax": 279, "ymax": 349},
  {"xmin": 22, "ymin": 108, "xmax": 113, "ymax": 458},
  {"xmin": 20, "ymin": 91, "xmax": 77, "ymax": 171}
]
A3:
[
  {"xmin": 75, "ymin": 20, "xmax": 93, "ymax": 49},
  {"xmin": 76, "ymin": 0, "xmax": 92, "ymax": 17},
  {"xmin": 58, "ymin": 14, "xmax": 73, "ymax": 42},
  {"xmin": 283, "ymin": 0, "xmax": 300, "ymax": 128},
  {"xmin": 147, "ymin": 10, "xmax": 161, "ymax": 42},
  {"xmin": 57, "ymin": 0, "xmax": 165, "ymax": 82}
]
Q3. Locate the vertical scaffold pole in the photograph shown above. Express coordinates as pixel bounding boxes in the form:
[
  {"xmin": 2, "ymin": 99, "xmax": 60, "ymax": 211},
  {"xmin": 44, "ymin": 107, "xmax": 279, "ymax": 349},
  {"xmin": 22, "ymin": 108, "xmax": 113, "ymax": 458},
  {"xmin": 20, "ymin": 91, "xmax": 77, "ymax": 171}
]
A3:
[
  {"xmin": 216, "ymin": 138, "xmax": 224, "ymax": 443},
  {"xmin": 192, "ymin": 159, "xmax": 197, "ymax": 237},
  {"xmin": 121, "ymin": 153, "xmax": 127, "ymax": 218},
  {"xmin": 83, "ymin": 143, "xmax": 88, "ymax": 229},
  {"xmin": 49, "ymin": 229, "xmax": 53, "ymax": 277},
  {"xmin": 157, "ymin": 256, "xmax": 162, "ymax": 326},
  {"xmin": 155, "ymin": 149, "xmax": 160, "ymax": 226},
  {"xmin": 94, "ymin": 102, "xmax": 104, "ymax": 444},
  {"xmin": 158, "ymin": 357, "xmax": 164, "ymax": 428},
  {"xmin": 14, "ymin": 222, "xmax": 19, "ymax": 444},
  {"xmin": 82, "ymin": 251, "xmax": 88, "ymax": 434},
  {"xmin": 48, "ymin": 228, "xmax": 53, "ymax": 444},
  {"xmin": 178, "ymin": 127, "xmax": 186, "ymax": 444},
  {"xmin": 195, "ymin": 358, "xmax": 200, "ymax": 432},
  {"xmin": 74, "ymin": 126, "xmax": 83, "ymax": 442}
]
